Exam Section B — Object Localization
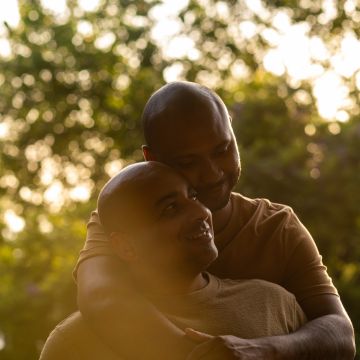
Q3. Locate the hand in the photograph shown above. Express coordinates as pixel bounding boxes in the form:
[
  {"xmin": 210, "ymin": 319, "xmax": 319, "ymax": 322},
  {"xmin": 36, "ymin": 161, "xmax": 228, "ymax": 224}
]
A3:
[{"xmin": 185, "ymin": 328, "xmax": 276, "ymax": 360}]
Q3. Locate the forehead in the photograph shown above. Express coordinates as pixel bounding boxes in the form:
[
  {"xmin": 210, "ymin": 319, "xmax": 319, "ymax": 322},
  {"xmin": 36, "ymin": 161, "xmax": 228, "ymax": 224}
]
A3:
[
  {"xmin": 130, "ymin": 168, "xmax": 189, "ymax": 209},
  {"xmin": 151, "ymin": 101, "xmax": 231, "ymax": 157}
]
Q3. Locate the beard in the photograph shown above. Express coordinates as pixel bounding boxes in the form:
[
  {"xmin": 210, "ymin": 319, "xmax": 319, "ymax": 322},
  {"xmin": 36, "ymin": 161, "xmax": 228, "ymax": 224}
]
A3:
[{"xmin": 197, "ymin": 184, "xmax": 232, "ymax": 212}]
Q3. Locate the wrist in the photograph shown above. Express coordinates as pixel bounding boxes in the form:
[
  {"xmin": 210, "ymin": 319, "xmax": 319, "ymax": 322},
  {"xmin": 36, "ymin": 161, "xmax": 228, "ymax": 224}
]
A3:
[{"xmin": 254, "ymin": 335, "xmax": 293, "ymax": 360}]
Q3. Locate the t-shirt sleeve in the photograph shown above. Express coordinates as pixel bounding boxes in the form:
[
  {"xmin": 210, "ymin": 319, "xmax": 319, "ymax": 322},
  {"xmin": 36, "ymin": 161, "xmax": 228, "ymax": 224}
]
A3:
[
  {"xmin": 72, "ymin": 210, "xmax": 116, "ymax": 280},
  {"xmin": 40, "ymin": 328, "xmax": 74, "ymax": 360},
  {"xmin": 292, "ymin": 298, "xmax": 308, "ymax": 331},
  {"xmin": 282, "ymin": 210, "xmax": 338, "ymax": 303},
  {"xmin": 40, "ymin": 312, "xmax": 122, "ymax": 360}
]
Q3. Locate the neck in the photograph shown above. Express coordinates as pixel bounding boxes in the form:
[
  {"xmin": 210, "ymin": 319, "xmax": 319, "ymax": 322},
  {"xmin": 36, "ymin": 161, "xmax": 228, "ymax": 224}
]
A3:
[
  {"xmin": 131, "ymin": 268, "xmax": 208, "ymax": 296},
  {"xmin": 212, "ymin": 197, "xmax": 233, "ymax": 234}
]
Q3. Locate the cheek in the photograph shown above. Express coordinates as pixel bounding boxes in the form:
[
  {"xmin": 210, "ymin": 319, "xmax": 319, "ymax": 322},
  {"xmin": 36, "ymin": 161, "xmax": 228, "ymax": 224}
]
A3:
[
  {"xmin": 224, "ymin": 149, "xmax": 240, "ymax": 175},
  {"xmin": 146, "ymin": 223, "xmax": 183, "ymax": 254}
]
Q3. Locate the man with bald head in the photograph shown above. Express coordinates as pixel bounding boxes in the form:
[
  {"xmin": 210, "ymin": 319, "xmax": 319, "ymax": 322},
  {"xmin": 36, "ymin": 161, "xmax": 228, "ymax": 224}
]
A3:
[
  {"xmin": 41, "ymin": 162, "xmax": 306, "ymax": 360},
  {"xmin": 75, "ymin": 82, "xmax": 355, "ymax": 359}
]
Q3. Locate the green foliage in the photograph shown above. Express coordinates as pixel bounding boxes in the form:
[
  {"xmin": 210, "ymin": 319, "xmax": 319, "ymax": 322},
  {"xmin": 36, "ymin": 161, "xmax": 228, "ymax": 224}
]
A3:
[{"xmin": 0, "ymin": 0, "xmax": 359, "ymax": 358}]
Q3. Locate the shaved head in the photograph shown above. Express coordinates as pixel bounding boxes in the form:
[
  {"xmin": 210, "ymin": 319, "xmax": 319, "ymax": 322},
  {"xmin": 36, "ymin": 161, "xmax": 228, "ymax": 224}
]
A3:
[
  {"xmin": 97, "ymin": 161, "xmax": 174, "ymax": 235},
  {"xmin": 141, "ymin": 81, "xmax": 240, "ymax": 213},
  {"xmin": 142, "ymin": 81, "xmax": 230, "ymax": 148},
  {"xmin": 97, "ymin": 160, "xmax": 217, "ymax": 280}
]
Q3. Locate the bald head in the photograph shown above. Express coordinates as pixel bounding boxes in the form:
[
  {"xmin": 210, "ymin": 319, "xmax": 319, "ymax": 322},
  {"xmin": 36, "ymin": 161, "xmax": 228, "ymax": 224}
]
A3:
[
  {"xmin": 97, "ymin": 160, "xmax": 217, "ymax": 281},
  {"xmin": 97, "ymin": 161, "xmax": 174, "ymax": 235},
  {"xmin": 142, "ymin": 81, "xmax": 229, "ymax": 148}
]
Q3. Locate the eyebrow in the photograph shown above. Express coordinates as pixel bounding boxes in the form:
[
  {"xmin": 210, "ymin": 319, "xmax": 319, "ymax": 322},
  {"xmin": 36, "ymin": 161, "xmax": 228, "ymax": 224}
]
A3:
[
  {"xmin": 214, "ymin": 140, "xmax": 231, "ymax": 150},
  {"xmin": 173, "ymin": 139, "xmax": 231, "ymax": 160},
  {"xmin": 154, "ymin": 191, "xmax": 178, "ymax": 207}
]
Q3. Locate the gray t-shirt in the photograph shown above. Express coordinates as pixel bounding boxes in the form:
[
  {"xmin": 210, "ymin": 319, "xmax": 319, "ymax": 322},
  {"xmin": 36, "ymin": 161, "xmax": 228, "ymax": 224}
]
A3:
[
  {"xmin": 150, "ymin": 272, "xmax": 306, "ymax": 339},
  {"xmin": 40, "ymin": 273, "xmax": 306, "ymax": 360}
]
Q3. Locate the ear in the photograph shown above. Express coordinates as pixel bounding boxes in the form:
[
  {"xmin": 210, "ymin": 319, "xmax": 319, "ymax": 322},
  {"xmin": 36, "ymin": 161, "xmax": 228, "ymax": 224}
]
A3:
[
  {"xmin": 142, "ymin": 145, "xmax": 157, "ymax": 161},
  {"xmin": 110, "ymin": 232, "xmax": 138, "ymax": 262}
]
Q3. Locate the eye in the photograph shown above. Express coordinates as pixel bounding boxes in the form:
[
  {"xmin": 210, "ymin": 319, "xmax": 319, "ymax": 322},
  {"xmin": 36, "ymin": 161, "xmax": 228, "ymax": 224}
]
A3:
[
  {"xmin": 189, "ymin": 189, "xmax": 198, "ymax": 201},
  {"xmin": 176, "ymin": 160, "xmax": 194, "ymax": 168},
  {"xmin": 162, "ymin": 202, "xmax": 178, "ymax": 216},
  {"xmin": 175, "ymin": 158, "xmax": 195, "ymax": 168}
]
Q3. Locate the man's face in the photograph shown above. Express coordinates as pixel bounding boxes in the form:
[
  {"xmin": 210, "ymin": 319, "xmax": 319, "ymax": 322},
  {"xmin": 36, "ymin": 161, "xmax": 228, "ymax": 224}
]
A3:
[
  {"xmin": 125, "ymin": 166, "xmax": 218, "ymax": 276},
  {"xmin": 145, "ymin": 101, "xmax": 240, "ymax": 212}
]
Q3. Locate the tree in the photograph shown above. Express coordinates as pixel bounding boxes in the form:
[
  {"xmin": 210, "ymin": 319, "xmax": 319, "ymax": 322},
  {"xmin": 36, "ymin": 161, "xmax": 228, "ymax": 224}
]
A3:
[{"xmin": 0, "ymin": 0, "xmax": 359, "ymax": 358}]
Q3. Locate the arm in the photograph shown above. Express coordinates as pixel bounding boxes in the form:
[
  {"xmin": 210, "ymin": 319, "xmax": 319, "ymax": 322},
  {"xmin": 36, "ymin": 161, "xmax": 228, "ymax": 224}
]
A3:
[
  {"xmin": 271, "ymin": 209, "xmax": 355, "ymax": 359},
  {"xmin": 186, "ymin": 294, "xmax": 355, "ymax": 360},
  {"xmin": 75, "ymin": 212, "xmax": 194, "ymax": 359},
  {"xmin": 77, "ymin": 256, "xmax": 195, "ymax": 360},
  {"xmin": 187, "ymin": 208, "xmax": 355, "ymax": 359},
  {"xmin": 251, "ymin": 294, "xmax": 355, "ymax": 359},
  {"xmin": 279, "ymin": 211, "xmax": 356, "ymax": 359},
  {"xmin": 276, "ymin": 293, "xmax": 355, "ymax": 359}
]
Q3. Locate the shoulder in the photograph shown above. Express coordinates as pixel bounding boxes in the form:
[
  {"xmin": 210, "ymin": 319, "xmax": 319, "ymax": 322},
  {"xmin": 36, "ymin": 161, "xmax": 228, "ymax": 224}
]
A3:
[
  {"xmin": 218, "ymin": 277, "xmax": 297, "ymax": 304},
  {"xmin": 232, "ymin": 192, "xmax": 295, "ymax": 217},
  {"xmin": 44, "ymin": 312, "xmax": 85, "ymax": 344},
  {"xmin": 219, "ymin": 276, "xmax": 292, "ymax": 294},
  {"xmin": 246, "ymin": 279, "xmax": 296, "ymax": 299},
  {"xmin": 40, "ymin": 312, "xmax": 120, "ymax": 360},
  {"xmin": 231, "ymin": 192, "xmax": 301, "ymax": 234},
  {"xmin": 40, "ymin": 312, "xmax": 83, "ymax": 359}
]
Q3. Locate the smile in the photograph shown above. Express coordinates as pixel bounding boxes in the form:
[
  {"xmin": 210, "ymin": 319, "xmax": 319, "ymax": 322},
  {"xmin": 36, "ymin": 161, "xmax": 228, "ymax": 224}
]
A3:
[
  {"xmin": 185, "ymin": 222, "xmax": 213, "ymax": 242},
  {"xmin": 187, "ymin": 229, "xmax": 213, "ymax": 241}
]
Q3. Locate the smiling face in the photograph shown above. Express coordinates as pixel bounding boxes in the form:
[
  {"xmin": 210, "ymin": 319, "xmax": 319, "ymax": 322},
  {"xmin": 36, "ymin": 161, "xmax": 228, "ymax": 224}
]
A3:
[
  {"xmin": 98, "ymin": 162, "xmax": 218, "ymax": 279},
  {"xmin": 143, "ymin": 85, "xmax": 241, "ymax": 211}
]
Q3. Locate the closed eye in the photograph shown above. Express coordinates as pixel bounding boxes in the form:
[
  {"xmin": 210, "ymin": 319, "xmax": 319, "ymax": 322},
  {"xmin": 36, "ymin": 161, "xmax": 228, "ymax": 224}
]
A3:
[
  {"xmin": 176, "ymin": 160, "xmax": 195, "ymax": 168},
  {"xmin": 162, "ymin": 202, "xmax": 178, "ymax": 215},
  {"xmin": 214, "ymin": 144, "xmax": 229, "ymax": 156}
]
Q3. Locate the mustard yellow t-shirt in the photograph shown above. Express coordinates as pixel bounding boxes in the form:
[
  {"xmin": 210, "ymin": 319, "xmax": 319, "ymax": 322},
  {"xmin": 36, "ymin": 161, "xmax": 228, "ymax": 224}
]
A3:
[
  {"xmin": 40, "ymin": 273, "xmax": 306, "ymax": 360},
  {"xmin": 74, "ymin": 193, "xmax": 338, "ymax": 304}
]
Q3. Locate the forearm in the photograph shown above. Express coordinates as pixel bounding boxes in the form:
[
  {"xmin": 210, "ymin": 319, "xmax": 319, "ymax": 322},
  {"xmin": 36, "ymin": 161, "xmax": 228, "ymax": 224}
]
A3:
[
  {"xmin": 77, "ymin": 257, "xmax": 194, "ymax": 360},
  {"xmin": 258, "ymin": 314, "xmax": 355, "ymax": 360}
]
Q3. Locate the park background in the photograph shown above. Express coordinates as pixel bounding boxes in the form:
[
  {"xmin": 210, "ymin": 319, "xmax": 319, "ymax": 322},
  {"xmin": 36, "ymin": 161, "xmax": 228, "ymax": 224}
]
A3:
[{"xmin": 0, "ymin": 0, "xmax": 359, "ymax": 359}]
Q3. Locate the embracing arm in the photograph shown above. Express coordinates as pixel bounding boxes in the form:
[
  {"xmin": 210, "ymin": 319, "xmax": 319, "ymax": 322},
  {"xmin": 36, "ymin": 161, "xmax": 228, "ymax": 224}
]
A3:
[
  {"xmin": 77, "ymin": 256, "xmax": 194, "ymax": 360},
  {"xmin": 256, "ymin": 294, "xmax": 355, "ymax": 360},
  {"xmin": 274, "ymin": 293, "xmax": 355, "ymax": 359},
  {"xmin": 187, "ymin": 207, "xmax": 355, "ymax": 359},
  {"xmin": 268, "ymin": 209, "xmax": 356, "ymax": 359},
  {"xmin": 186, "ymin": 294, "xmax": 355, "ymax": 360}
]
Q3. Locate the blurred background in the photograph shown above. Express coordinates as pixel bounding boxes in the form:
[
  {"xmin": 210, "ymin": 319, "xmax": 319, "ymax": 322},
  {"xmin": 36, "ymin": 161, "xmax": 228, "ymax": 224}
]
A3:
[{"xmin": 0, "ymin": 0, "xmax": 359, "ymax": 359}]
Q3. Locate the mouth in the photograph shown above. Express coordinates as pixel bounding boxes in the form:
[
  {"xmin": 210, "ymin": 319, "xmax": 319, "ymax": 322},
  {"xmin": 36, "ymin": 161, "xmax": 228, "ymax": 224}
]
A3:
[{"xmin": 185, "ymin": 222, "xmax": 213, "ymax": 242}]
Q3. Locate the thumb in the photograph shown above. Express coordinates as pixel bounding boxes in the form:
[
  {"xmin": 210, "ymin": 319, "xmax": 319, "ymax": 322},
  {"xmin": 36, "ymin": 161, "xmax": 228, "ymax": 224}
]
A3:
[{"xmin": 185, "ymin": 328, "xmax": 214, "ymax": 343}]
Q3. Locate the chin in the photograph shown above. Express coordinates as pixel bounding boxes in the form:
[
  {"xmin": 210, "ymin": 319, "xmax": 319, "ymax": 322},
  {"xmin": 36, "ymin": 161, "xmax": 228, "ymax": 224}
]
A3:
[
  {"xmin": 194, "ymin": 245, "xmax": 218, "ymax": 271},
  {"xmin": 203, "ymin": 247, "xmax": 219, "ymax": 269},
  {"xmin": 201, "ymin": 191, "xmax": 231, "ymax": 212}
]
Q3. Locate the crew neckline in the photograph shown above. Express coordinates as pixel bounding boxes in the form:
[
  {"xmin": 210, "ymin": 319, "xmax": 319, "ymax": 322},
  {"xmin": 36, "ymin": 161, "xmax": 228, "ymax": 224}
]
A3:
[{"xmin": 148, "ymin": 272, "xmax": 221, "ymax": 309}]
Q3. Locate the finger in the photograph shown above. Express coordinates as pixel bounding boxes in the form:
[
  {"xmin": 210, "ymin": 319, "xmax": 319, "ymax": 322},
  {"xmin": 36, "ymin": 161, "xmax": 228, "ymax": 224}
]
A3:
[
  {"xmin": 185, "ymin": 328, "xmax": 214, "ymax": 343},
  {"xmin": 186, "ymin": 339, "xmax": 218, "ymax": 360}
]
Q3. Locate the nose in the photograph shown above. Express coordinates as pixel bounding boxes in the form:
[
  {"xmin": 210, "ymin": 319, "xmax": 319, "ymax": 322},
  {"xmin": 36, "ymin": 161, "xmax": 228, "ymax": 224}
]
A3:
[
  {"xmin": 199, "ymin": 158, "xmax": 223, "ymax": 184},
  {"xmin": 188, "ymin": 197, "xmax": 212, "ymax": 222}
]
